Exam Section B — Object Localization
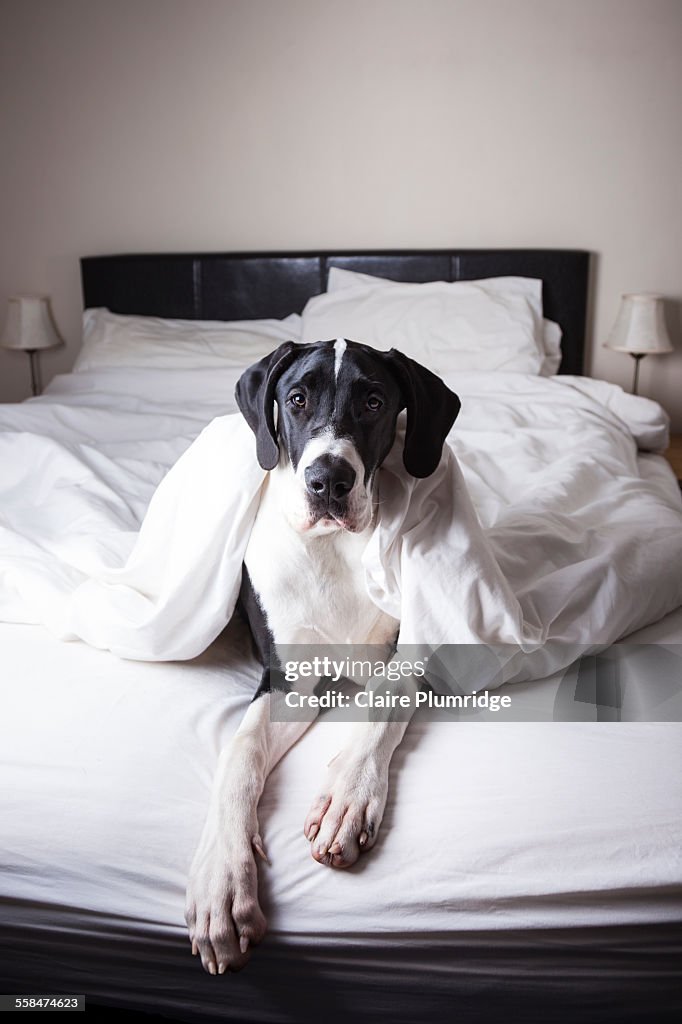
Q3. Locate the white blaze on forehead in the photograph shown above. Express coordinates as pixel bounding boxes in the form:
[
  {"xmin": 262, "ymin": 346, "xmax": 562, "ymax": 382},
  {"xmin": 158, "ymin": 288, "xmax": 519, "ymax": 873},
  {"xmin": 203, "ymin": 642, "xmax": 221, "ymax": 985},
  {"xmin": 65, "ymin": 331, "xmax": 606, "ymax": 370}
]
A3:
[{"xmin": 334, "ymin": 338, "xmax": 347, "ymax": 380}]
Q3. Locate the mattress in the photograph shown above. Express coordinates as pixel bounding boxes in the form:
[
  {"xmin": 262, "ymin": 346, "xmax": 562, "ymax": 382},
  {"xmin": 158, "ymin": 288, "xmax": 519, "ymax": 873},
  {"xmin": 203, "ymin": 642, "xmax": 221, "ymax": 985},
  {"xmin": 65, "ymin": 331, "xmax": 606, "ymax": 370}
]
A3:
[
  {"xmin": 1, "ymin": 365, "xmax": 682, "ymax": 1021},
  {"xmin": 2, "ymin": 614, "xmax": 682, "ymax": 1022}
]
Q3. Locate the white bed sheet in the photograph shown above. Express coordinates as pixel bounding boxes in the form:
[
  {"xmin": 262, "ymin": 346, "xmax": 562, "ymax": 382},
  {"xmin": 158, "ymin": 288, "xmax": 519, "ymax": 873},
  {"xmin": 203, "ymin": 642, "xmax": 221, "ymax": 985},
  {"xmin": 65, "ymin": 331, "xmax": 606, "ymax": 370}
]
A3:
[{"xmin": 3, "ymin": 611, "xmax": 682, "ymax": 932}]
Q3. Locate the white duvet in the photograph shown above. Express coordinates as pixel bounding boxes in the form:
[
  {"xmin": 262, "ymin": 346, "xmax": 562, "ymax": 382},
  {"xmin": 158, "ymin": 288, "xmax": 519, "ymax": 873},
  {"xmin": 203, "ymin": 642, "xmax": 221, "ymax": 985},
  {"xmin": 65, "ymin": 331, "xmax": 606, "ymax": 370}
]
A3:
[{"xmin": 0, "ymin": 366, "xmax": 681, "ymax": 686}]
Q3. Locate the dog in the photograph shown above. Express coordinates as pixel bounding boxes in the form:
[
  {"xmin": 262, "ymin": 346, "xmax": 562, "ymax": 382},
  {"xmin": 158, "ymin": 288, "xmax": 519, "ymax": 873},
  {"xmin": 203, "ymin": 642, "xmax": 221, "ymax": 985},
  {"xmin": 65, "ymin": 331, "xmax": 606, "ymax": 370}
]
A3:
[{"xmin": 184, "ymin": 338, "xmax": 460, "ymax": 974}]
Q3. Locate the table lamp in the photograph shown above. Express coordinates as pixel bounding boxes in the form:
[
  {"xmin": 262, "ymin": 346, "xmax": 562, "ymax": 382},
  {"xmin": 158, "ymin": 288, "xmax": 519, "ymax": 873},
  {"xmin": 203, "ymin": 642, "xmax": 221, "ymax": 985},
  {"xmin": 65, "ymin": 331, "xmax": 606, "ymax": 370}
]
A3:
[
  {"xmin": 0, "ymin": 296, "xmax": 63, "ymax": 396},
  {"xmin": 604, "ymin": 293, "xmax": 673, "ymax": 395}
]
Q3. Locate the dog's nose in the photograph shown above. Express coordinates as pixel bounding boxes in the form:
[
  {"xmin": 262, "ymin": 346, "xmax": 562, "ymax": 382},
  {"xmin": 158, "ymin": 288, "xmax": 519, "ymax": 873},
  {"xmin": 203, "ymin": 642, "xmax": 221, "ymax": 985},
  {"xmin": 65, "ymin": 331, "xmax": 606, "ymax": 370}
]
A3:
[{"xmin": 305, "ymin": 455, "xmax": 356, "ymax": 503}]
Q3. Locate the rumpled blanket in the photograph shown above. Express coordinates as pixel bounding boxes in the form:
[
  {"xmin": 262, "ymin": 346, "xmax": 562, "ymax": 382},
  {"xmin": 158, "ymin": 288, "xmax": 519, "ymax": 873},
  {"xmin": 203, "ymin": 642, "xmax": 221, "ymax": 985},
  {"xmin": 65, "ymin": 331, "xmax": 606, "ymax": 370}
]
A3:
[{"xmin": 1, "ymin": 369, "xmax": 681, "ymax": 688}]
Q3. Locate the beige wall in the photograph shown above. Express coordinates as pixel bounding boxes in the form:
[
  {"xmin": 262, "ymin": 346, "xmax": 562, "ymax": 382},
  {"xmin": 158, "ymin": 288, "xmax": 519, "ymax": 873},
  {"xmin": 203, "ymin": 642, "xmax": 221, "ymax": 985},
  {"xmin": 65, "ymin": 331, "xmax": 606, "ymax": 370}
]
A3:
[{"xmin": 1, "ymin": 0, "xmax": 681, "ymax": 427}]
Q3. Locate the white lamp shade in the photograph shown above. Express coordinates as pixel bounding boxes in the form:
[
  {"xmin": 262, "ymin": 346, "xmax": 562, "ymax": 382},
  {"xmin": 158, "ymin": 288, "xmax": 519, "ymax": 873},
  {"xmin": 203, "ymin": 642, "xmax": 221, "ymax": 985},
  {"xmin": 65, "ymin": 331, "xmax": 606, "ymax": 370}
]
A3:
[
  {"xmin": 605, "ymin": 293, "xmax": 673, "ymax": 355},
  {"xmin": 0, "ymin": 296, "xmax": 63, "ymax": 351}
]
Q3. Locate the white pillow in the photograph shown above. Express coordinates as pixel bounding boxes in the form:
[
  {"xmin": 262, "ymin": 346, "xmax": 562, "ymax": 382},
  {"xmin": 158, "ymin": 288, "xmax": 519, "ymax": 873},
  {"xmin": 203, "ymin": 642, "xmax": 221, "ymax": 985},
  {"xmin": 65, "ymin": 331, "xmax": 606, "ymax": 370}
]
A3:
[
  {"xmin": 315, "ymin": 267, "xmax": 559, "ymax": 375},
  {"xmin": 73, "ymin": 308, "xmax": 302, "ymax": 372}
]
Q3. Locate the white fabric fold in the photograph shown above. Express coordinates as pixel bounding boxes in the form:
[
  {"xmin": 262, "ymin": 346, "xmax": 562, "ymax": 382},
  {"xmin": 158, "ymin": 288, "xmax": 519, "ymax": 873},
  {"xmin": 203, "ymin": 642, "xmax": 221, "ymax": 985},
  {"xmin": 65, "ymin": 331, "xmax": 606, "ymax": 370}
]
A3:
[{"xmin": 69, "ymin": 416, "xmax": 265, "ymax": 659}]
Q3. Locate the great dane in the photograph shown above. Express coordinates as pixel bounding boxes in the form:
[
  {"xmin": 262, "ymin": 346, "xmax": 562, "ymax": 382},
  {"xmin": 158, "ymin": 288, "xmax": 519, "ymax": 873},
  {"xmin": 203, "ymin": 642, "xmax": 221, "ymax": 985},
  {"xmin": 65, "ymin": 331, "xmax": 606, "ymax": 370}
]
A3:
[{"xmin": 185, "ymin": 338, "xmax": 460, "ymax": 974}]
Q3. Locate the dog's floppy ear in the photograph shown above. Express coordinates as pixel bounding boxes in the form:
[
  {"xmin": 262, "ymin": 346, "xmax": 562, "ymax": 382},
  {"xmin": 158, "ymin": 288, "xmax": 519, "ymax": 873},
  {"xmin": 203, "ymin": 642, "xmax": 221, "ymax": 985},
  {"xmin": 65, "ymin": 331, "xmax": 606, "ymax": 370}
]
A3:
[
  {"xmin": 235, "ymin": 341, "xmax": 300, "ymax": 469},
  {"xmin": 383, "ymin": 349, "xmax": 461, "ymax": 478}
]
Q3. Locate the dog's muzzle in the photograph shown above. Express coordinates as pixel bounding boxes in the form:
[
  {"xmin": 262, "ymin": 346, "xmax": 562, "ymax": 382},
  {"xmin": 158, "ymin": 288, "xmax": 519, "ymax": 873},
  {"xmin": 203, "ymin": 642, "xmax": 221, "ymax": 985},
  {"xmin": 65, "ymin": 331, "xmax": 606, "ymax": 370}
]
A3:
[{"xmin": 304, "ymin": 454, "xmax": 356, "ymax": 523}]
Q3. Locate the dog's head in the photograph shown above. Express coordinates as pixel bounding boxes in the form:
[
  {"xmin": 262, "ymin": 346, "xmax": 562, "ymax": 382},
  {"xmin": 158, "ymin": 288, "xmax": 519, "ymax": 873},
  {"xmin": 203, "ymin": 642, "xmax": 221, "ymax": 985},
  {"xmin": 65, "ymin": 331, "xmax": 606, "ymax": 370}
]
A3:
[{"xmin": 236, "ymin": 339, "xmax": 460, "ymax": 535}]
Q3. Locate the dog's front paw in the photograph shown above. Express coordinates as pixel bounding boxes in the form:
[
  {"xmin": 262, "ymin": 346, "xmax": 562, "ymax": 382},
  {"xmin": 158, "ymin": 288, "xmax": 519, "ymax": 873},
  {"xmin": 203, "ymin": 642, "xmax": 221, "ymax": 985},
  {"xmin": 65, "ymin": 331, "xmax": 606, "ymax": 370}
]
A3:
[
  {"xmin": 184, "ymin": 829, "xmax": 267, "ymax": 974},
  {"xmin": 303, "ymin": 748, "xmax": 389, "ymax": 868}
]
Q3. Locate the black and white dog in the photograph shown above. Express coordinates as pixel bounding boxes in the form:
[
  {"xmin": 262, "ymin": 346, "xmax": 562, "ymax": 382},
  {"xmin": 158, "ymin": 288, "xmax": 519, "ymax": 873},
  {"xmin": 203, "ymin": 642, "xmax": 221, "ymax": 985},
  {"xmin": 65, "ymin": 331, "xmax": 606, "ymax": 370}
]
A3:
[{"xmin": 185, "ymin": 338, "xmax": 460, "ymax": 974}]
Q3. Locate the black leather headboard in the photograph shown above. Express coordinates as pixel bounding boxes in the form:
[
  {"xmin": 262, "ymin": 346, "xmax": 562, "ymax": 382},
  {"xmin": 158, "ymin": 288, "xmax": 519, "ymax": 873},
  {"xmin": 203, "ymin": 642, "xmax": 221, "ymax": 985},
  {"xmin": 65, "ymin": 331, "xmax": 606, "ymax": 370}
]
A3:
[{"xmin": 80, "ymin": 249, "xmax": 590, "ymax": 375}]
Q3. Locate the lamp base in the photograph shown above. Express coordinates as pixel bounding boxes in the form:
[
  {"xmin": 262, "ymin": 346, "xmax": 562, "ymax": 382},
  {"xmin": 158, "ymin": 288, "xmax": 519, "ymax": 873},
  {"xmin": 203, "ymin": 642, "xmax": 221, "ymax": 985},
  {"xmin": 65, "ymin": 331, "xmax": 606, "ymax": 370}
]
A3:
[
  {"xmin": 27, "ymin": 349, "xmax": 40, "ymax": 397},
  {"xmin": 631, "ymin": 353, "xmax": 646, "ymax": 396}
]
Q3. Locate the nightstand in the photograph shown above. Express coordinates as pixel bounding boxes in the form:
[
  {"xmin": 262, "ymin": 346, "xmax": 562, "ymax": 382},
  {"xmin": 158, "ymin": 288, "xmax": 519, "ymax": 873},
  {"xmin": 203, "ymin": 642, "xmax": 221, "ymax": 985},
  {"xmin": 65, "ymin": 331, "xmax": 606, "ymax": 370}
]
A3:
[{"xmin": 663, "ymin": 435, "xmax": 682, "ymax": 486}]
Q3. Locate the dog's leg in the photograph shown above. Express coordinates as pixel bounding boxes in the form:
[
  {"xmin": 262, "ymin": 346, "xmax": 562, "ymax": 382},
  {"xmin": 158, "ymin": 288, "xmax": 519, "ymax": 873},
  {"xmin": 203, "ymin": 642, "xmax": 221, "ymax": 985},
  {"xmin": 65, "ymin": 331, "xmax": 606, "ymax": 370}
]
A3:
[
  {"xmin": 185, "ymin": 681, "xmax": 318, "ymax": 974},
  {"xmin": 304, "ymin": 670, "xmax": 420, "ymax": 870}
]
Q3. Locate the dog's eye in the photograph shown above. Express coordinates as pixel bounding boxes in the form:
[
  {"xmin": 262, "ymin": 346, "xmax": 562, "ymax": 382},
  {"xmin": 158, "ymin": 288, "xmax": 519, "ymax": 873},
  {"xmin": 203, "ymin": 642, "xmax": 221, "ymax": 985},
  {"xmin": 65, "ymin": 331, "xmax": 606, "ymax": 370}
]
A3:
[
  {"xmin": 366, "ymin": 394, "xmax": 383, "ymax": 412},
  {"xmin": 289, "ymin": 392, "xmax": 306, "ymax": 409}
]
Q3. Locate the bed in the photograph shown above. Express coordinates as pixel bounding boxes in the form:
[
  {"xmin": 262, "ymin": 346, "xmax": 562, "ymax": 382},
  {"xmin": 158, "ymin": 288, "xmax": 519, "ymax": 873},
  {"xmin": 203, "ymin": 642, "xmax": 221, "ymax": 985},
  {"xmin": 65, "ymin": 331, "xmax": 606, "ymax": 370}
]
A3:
[{"xmin": 1, "ymin": 249, "xmax": 681, "ymax": 1023}]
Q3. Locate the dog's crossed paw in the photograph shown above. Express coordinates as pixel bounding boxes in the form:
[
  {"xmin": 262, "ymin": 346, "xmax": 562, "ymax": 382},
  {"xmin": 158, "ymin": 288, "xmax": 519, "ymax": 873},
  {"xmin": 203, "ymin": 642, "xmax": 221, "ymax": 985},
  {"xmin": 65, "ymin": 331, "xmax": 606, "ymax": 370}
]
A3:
[{"xmin": 303, "ymin": 748, "xmax": 389, "ymax": 868}]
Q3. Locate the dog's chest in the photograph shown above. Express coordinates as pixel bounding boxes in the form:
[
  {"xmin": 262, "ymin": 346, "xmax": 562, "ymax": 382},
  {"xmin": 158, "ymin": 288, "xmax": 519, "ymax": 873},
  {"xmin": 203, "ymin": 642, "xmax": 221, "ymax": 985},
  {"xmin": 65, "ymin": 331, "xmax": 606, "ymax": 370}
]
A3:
[{"xmin": 244, "ymin": 481, "xmax": 397, "ymax": 647}]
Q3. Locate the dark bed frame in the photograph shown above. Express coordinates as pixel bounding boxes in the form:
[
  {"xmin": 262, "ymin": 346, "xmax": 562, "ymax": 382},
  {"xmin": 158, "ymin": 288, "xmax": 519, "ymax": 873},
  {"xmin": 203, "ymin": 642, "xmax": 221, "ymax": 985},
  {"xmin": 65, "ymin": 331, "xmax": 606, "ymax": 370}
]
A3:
[{"xmin": 81, "ymin": 249, "xmax": 590, "ymax": 375}]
